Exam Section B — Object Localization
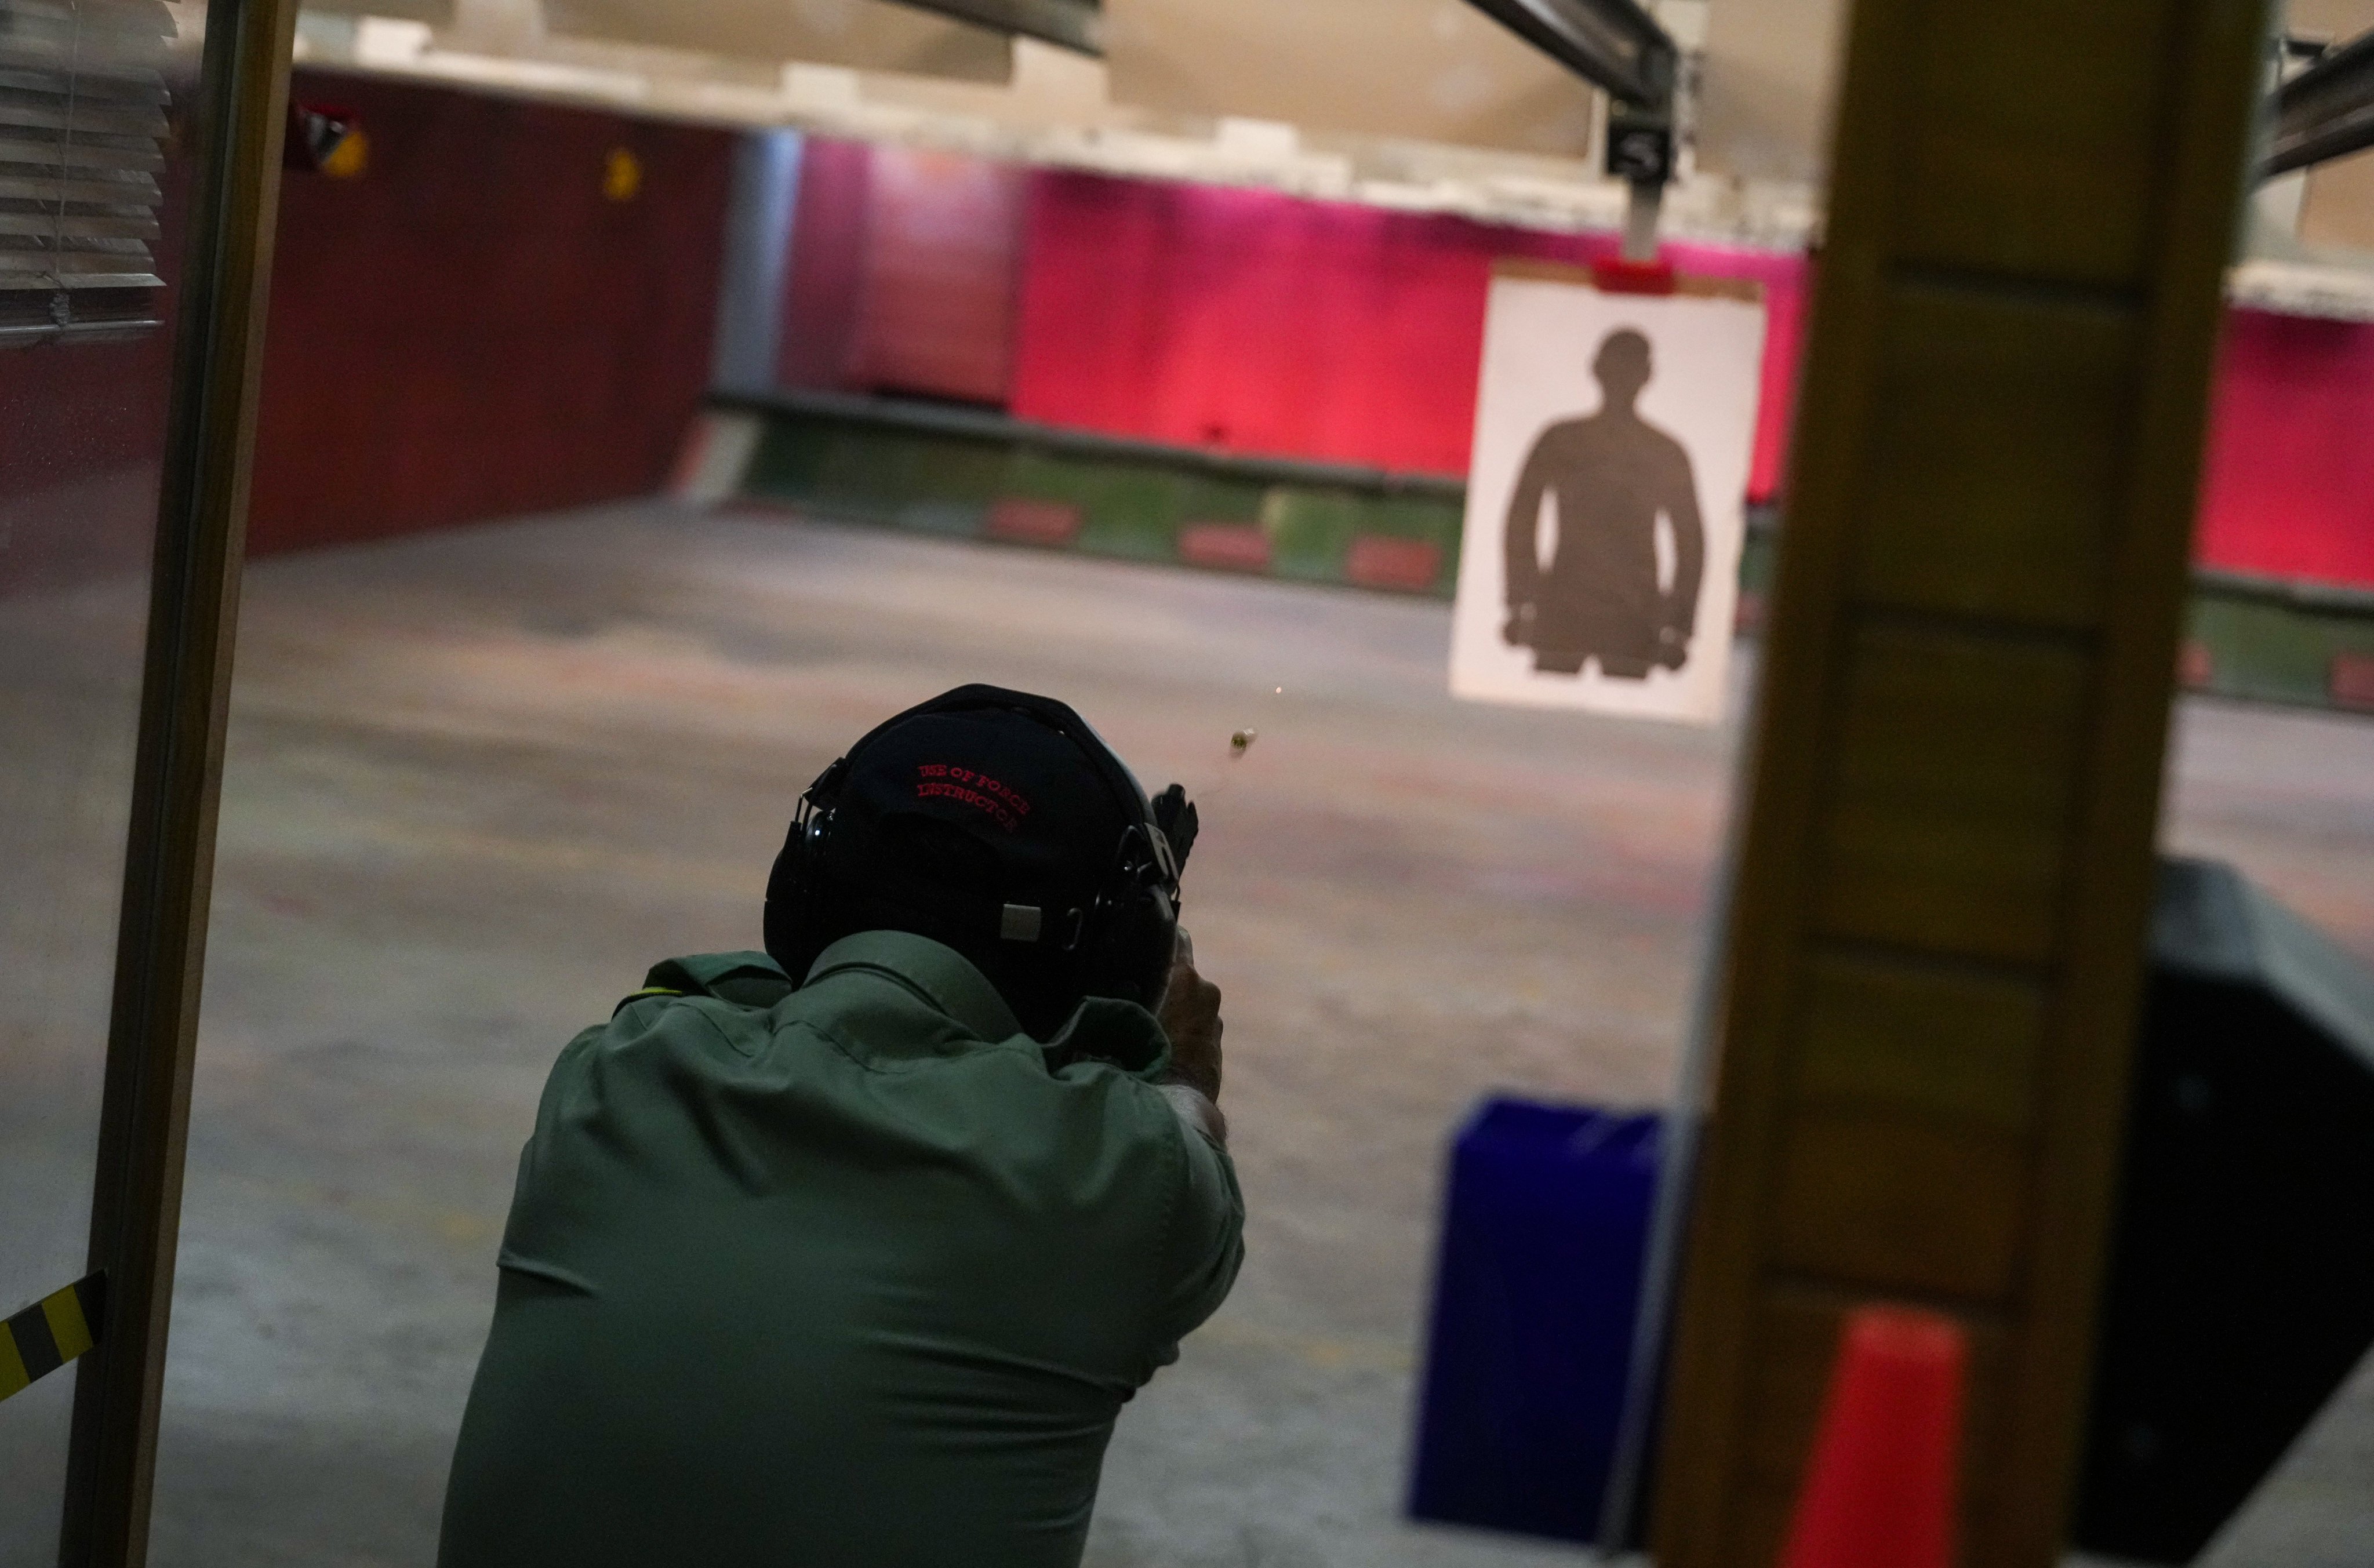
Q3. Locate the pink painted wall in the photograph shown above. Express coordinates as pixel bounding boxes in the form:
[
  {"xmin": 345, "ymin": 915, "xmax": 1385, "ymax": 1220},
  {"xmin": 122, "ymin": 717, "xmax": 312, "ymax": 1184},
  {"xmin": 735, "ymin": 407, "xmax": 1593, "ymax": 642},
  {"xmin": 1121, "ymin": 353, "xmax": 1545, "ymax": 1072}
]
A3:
[
  {"xmin": 1009, "ymin": 172, "xmax": 1807, "ymax": 498},
  {"xmin": 2195, "ymin": 308, "xmax": 2374, "ymax": 588}
]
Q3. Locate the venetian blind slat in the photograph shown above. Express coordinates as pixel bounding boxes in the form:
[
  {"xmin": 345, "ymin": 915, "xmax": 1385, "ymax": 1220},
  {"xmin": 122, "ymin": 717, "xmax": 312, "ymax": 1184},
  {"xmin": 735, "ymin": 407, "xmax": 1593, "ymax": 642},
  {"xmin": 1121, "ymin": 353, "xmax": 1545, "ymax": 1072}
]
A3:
[{"xmin": 0, "ymin": 0, "xmax": 173, "ymax": 318}]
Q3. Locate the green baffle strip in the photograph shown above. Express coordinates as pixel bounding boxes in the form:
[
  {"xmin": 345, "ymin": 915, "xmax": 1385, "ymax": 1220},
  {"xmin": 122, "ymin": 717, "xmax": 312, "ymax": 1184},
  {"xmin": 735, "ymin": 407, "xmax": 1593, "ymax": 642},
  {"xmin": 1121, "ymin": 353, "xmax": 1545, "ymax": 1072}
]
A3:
[
  {"xmin": 0, "ymin": 1272, "xmax": 104, "ymax": 1402},
  {"xmin": 719, "ymin": 388, "xmax": 1468, "ymax": 597},
  {"xmin": 718, "ymin": 391, "xmax": 2374, "ymax": 718},
  {"xmin": 2184, "ymin": 570, "xmax": 2374, "ymax": 715}
]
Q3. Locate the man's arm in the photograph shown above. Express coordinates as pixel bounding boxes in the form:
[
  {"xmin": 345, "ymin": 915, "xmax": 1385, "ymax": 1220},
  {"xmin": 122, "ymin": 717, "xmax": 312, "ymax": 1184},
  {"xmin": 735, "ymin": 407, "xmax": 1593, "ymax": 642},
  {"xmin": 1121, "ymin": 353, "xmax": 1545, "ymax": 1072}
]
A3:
[
  {"xmin": 1150, "ymin": 926, "xmax": 1243, "ymax": 1345},
  {"xmin": 1155, "ymin": 929, "xmax": 1226, "ymax": 1146}
]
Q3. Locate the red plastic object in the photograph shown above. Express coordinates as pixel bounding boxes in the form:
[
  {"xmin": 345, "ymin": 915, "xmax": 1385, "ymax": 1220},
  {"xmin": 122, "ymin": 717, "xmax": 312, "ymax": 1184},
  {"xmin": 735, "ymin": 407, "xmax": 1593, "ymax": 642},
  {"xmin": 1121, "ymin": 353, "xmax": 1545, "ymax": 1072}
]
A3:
[
  {"xmin": 1591, "ymin": 256, "xmax": 1677, "ymax": 295},
  {"xmin": 1778, "ymin": 1306, "xmax": 1969, "ymax": 1568}
]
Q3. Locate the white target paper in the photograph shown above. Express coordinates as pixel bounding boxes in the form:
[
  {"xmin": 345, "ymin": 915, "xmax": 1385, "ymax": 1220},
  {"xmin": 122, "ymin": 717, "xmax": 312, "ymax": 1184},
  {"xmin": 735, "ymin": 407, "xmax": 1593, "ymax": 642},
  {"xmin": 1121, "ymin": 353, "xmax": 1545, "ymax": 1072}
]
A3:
[{"xmin": 1450, "ymin": 270, "xmax": 1765, "ymax": 725}]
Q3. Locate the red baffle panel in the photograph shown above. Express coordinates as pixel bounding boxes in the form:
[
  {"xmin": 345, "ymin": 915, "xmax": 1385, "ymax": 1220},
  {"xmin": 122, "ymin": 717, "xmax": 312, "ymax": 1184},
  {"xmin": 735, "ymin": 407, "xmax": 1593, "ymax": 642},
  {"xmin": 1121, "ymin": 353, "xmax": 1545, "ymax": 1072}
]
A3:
[
  {"xmin": 779, "ymin": 137, "xmax": 872, "ymax": 395},
  {"xmin": 780, "ymin": 139, "xmax": 1026, "ymax": 405},
  {"xmin": 2195, "ymin": 307, "xmax": 2374, "ymax": 590},
  {"xmin": 847, "ymin": 148, "xmax": 1024, "ymax": 403}
]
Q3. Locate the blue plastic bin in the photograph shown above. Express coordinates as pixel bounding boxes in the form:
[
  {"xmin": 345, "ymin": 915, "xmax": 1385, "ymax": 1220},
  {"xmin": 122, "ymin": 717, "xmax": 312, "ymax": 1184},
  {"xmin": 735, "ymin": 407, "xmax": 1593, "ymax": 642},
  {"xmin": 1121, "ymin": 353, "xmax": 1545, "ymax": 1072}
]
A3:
[{"xmin": 1407, "ymin": 1097, "xmax": 1662, "ymax": 1545}]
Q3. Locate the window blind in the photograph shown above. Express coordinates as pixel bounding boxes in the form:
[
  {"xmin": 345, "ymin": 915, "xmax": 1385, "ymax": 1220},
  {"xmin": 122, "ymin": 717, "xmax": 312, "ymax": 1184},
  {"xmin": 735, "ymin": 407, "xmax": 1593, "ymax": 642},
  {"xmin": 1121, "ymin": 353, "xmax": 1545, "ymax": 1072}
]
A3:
[{"xmin": 0, "ymin": 0, "xmax": 173, "ymax": 334}]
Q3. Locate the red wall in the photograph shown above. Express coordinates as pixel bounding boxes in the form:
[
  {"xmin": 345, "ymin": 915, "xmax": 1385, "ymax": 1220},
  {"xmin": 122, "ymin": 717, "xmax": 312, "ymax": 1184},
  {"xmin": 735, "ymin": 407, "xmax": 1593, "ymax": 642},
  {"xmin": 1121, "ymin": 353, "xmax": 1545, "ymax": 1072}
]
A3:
[
  {"xmin": 2195, "ymin": 307, "xmax": 2374, "ymax": 588},
  {"xmin": 779, "ymin": 139, "xmax": 1025, "ymax": 404},
  {"xmin": 1004, "ymin": 171, "xmax": 2374, "ymax": 587},
  {"xmin": 847, "ymin": 148, "xmax": 1025, "ymax": 403},
  {"xmin": 247, "ymin": 71, "xmax": 735, "ymax": 554},
  {"xmin": 764, "ymin": 140, "xmax": 2373, "ymax": 590},
  {"xmin": 232, "ymin": 101, "xmax": 2374, "ymax": 587},
  {"xmin": 1009, "ymin": 172, "xmax": 1808, "ymax": 497}
]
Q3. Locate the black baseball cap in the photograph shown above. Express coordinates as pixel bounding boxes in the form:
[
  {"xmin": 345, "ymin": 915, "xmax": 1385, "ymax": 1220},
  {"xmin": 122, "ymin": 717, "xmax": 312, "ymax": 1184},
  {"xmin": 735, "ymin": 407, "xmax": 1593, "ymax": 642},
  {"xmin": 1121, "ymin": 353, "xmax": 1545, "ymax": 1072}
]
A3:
[
  {"xmin": 823, "ymin": 696, "xmax": 1148, "ymax": 921},
  {"xmin": 764, "ymin": 686, "xmax": 1192, "ymax": 1031}
]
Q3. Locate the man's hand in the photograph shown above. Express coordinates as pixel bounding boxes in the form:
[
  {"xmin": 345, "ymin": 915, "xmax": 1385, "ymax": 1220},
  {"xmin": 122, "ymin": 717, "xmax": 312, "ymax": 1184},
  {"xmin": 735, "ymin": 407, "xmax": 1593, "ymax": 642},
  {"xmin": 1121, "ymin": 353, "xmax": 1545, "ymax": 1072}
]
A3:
[{"xmin": 1156, "ymin": 929, "xmax": 1226, "ymax": 1143}]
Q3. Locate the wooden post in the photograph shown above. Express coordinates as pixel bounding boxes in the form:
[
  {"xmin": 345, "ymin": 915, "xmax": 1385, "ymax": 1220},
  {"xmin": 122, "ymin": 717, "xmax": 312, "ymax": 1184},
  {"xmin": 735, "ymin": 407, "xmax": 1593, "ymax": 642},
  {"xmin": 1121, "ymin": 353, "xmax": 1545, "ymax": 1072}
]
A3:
[{"xmin": 1652, "ymin": 2, "xmax": 2273, "ymax": 1565}]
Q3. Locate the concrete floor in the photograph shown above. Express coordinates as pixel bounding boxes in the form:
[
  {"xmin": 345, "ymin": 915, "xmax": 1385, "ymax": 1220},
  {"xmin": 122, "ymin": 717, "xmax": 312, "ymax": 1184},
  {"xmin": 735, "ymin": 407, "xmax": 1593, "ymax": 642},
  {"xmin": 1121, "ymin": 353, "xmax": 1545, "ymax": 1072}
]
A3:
[{"xmin": 137, "ymin": 502, "xmax": 2374, "ymax": 1567}]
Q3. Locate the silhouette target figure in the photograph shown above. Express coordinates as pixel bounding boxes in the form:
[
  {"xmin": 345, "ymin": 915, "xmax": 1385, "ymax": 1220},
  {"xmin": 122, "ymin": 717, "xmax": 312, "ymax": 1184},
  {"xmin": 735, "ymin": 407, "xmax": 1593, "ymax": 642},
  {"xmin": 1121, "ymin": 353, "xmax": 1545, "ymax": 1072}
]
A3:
[{"xmin": 1501, "ymin": 328, "xmax": 1706, "ymax": 679}]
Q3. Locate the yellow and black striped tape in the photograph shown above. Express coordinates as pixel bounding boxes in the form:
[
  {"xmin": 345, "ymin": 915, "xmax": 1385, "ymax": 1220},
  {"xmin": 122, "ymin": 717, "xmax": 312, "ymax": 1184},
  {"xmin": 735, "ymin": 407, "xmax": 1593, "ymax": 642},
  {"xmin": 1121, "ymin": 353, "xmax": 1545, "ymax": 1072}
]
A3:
[{"xmin": 0, "ymin": 1272, "xmax": 104, "ymax": 1403}]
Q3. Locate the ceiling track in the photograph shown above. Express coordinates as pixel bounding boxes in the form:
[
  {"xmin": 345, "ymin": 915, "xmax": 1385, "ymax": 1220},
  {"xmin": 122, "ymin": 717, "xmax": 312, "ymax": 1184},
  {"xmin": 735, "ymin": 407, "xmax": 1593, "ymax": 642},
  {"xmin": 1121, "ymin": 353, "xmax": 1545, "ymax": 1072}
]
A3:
[
  {"xmin": 884, "ymin": 0, "xmax": 1101, "ymax": 58},
  {"xmin": 2264, "ymin": 28, "xmax": 2374, "ymax": 178},
  {"xmin": 1460, "ymin": 0, "xmax": 1675, "ymax": 113}
]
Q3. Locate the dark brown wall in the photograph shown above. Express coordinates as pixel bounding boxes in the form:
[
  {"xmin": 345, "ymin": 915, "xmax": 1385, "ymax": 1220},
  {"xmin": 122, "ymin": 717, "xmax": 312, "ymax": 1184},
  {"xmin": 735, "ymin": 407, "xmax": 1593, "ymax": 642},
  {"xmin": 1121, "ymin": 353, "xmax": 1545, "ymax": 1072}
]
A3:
[{"xmin": 246, "ymin": 71, "xmax": 735, "ymax": 555}]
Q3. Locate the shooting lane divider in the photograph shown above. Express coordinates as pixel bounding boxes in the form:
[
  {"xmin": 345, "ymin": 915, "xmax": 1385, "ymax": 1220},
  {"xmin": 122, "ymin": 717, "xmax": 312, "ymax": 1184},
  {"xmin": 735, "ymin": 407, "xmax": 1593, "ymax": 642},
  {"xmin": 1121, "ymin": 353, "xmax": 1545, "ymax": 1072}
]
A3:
[{"xmin": 0, "ymin": 1272, "xmax": 104, "ymax": 1402}]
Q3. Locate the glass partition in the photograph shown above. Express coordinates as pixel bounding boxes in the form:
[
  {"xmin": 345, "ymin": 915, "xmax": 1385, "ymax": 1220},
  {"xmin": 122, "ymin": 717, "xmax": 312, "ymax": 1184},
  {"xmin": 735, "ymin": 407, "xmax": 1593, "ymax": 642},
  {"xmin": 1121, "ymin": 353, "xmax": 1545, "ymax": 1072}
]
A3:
[{"xmin": 0, "ymin": 1, "xmax": 220, "ymax": 1558}]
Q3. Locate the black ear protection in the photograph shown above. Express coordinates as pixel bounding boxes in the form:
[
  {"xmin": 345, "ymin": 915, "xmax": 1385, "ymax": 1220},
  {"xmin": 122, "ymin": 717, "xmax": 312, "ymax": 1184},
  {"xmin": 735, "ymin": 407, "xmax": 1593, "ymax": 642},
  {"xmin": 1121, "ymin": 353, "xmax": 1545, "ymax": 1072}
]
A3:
[{"xmin": 762, "ymin": 685, "xmax": 1198, "ymax": 1013}]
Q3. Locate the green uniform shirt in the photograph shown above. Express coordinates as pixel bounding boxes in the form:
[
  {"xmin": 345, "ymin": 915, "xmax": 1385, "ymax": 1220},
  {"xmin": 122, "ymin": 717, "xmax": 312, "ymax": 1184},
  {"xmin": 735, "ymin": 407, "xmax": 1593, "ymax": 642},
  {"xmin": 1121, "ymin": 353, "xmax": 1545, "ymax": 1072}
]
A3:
[{"xmin": 438, "ymin": 932, "xmax": 1244, "ymax": 1568}]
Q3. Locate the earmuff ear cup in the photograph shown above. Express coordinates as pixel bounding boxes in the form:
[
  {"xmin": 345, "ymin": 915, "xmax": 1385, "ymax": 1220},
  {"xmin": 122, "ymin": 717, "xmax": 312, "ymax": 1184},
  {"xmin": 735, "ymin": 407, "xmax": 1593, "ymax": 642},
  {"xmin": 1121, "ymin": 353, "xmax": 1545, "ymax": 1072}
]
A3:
[
  {"xmin": 765, "ymin": 753, "xmax": 855, "ymax": 985},
  {"xmin": 1095, "ymin": 888, "xmax": 1177, "ymax": 1008},
  {"xmin": 761, "ymin": 818, "xmax": 816, "ymax": 983},
  {"xmin": 1074, "ymin": 839, "xmax": 1178, "ymax": 1009},
  {"xmin": 764, "ymin": 799, "xmax": 853, "ymax": 986}
]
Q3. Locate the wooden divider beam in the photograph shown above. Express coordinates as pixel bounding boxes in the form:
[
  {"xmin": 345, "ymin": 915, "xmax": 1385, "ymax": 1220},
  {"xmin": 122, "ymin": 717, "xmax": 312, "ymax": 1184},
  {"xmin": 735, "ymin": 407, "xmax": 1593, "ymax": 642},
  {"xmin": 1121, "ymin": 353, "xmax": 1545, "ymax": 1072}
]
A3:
[{"xmin": 1652, "ymin": 3, "xmax": 2271, "ymax": 1565}]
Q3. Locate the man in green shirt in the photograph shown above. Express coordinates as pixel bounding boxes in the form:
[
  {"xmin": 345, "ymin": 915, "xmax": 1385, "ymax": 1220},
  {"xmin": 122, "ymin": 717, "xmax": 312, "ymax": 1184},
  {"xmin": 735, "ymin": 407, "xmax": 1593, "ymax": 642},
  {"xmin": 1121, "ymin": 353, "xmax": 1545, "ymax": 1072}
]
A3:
[{"xmin": 438, "ymin": 686, "xmax": 1242, "ymax": 1568}]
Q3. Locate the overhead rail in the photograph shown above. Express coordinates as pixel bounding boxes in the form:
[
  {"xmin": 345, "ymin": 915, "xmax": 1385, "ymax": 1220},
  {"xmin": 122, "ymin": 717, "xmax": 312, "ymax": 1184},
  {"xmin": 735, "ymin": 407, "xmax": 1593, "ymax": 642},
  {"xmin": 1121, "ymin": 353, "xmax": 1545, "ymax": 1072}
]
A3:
[
  {"xmin": 2264, "ymin": 28, "xmax": 2374, "ymax": 177},
  {"xmin": 1460, "ymin": 0, "xmax": 1679, "ymax": 259},
  {"xmin": 1461, "ymin": 0, "xmax": 1674, "ymax": 113},
  {"xmin": 886, "ymin": 0, "xmax": 1101, "ymax": 56}
]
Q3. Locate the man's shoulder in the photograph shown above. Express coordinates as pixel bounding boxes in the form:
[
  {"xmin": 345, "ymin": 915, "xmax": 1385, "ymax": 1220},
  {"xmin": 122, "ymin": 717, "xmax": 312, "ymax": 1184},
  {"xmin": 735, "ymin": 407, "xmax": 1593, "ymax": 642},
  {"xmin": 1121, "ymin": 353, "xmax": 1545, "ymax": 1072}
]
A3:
[
  {"xmin": 572, "ymin": 952, "xmax": 795, "ymax": 1069},
  {"xmin": 576, "ymin": 947, "xmax": 1185, "ymax": 1126}
]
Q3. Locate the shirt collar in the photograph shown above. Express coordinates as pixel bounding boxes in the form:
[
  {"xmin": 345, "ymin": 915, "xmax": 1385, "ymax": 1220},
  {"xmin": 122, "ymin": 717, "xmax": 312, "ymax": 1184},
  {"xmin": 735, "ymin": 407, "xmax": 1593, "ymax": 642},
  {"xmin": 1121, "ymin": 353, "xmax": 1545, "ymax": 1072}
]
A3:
[{"xmin": 805, "ymin": 930, "xmax": 1023, "ymax": 1042}]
